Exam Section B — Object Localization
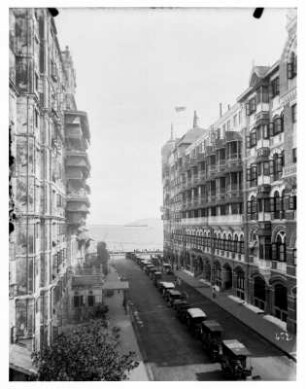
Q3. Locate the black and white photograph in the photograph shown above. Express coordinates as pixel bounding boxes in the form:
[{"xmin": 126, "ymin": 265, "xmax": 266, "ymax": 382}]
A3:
[{"xmin": 5, "ymin": 0, "xmax": 301, "ymax": 383}]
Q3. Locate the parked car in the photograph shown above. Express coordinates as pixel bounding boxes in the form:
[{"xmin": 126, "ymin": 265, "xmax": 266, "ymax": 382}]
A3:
[
  {"xmin": 200, "ymin": 320, "xmax": 223, "ymax": 361},
  {"xmin": 185, "ymin": 308, "xmax": 207, "ymax": 337},
  {"xmin": 152, "ymin": 271, "xmax": 162, "ymax": 286},
  {"xmin": 172, "ymin": 299, "xmax": 189, "ymax": 311},
  {"xmin": 220, "ymin": 339, "xmax": 252, "ymax": 380},
  {"xmin": 176, "ymin": 302, "xmax": 192, "ymax": 322},
  {"xmin": 162, "ymin": 263, "xmax": 174, "ymax": 275},
  {"xmin": 148, "ymin": 266, "xmax": 158, "ymax": 279},
  {"xmin": 141, "ymin": 261, "xmax": 152, "ymax": 271},
  {"xmin": 158, "ymin": 281, "xmax": 175, "ymax": 295},
  {"xmin": 165, "ymin": 290, "xmax": 184, "ymax": 307},
  {"xmin": 145, "ymin": 264, "xmax": 155, "ymax": 275}
]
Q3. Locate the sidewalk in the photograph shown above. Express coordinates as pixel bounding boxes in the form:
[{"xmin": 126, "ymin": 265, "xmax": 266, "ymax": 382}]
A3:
[
  {"xmin": 174, "ymin": 270, "xmax": 297, "ymax": 362},
  {"xmin": 105, "ymin": 263, "xmax": 150, "ymax": 380}
]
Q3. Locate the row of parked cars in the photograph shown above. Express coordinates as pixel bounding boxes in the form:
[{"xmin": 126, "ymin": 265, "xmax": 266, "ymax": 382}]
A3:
[{"xmin": 129, "ymin": 253, "xmax": 254, "ymax": 380}]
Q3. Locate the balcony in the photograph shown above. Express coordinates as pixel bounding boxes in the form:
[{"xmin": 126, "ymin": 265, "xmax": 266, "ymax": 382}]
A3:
[
  {"xmin": 215, "ymin": 188, "xmax": 227, "ymax": 202},
  {"xmin": 207, "ymin": 214, "xmax": 243, "ymax": 225},
  {"xmin": 226, "ymin": 158, "xmax": 242, "ymax": 172},
  {"xmin": 66, "ymin": 150, "xmax": 91, "ymax": 172},
  {"xmin": 64, "ymin": 110, "xmax": 90, "ymax": 141},
  {"xmin": 226, "ymin": 186, "xmax": 243, "ymax": 201},
  {"xmin": 67, "ymin": 189, "xmax": 90, "ymax": 207},
  {"xmin": 271, "ymin": 261, "xmax": 287, "ymax": 273}
]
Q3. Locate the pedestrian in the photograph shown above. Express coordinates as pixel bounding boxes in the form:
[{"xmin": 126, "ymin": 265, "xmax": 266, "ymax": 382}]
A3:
[{"xmin": 212, "ymin": 284, "xmax": 217, "ymax": 299}]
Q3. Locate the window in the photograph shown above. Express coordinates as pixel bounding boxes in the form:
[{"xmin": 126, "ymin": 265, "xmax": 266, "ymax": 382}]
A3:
[
  {"xmin": 270, "ymin": 77, "xmax": 280, "ymax": 98},
  {"xmin": 88, "ymin": 295, "xmax": 95, "ymax": 307},
  {"xmin": 287, "ymin": 52, "xmax": 297, "ymax": 79},
  {"xmin": 292, "ymin": 148, "xmax": 297, "ymax": 163},
  {"xmin": 289, "ymin": 195, "xmax": 297, "ymax": 210},
  {"xmin": 249, "ymin": 97, "xmax": 256, "ymax": 115},
  {"xmin": 233, "ymin": 114, "xmax": 237, "ymax": 127},
  {"xmin": 74, "ymin": 295, "xmax": 83, "ymax": 308},
  {"xmin": 270, "ymin": 153, "xmax": 283, "ymax": 181},
  {"xmin": 273, "ymin": 116, "xmax": 283, "ymax": 135},
  {"xmin": 263, "ymin": 124, "xmax": 269, "ymax": 139},
  {"xmin": 292, "ymin": 104, "xmax": 297, "ymax": 123}
]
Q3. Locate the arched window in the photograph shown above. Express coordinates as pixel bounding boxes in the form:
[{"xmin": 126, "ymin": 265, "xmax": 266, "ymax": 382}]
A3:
[
  {"xmin": 271, "ymin": 191, "xmax": 281, "ymax": 219},
  {"xmin": 239, "ymin": 235, "xmax": 244, "ymax": 254},
  {"xmin": 234, "ymin": 234, "xmax": 239, "ymax": 253},
  {"xmin": 272, "ymin": 231, "xmax": 286, "ymax": 262}
]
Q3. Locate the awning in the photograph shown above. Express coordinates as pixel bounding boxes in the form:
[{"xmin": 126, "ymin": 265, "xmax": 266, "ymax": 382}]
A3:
[{"xmin": 10, "ymin": 344, "xmax": 37, "ymax": 376}]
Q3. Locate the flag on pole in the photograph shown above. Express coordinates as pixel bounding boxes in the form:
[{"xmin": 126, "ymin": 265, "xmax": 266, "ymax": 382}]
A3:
[{"xmin": 175, "ymin": 106, "xmax": 186, "ymax": 113}]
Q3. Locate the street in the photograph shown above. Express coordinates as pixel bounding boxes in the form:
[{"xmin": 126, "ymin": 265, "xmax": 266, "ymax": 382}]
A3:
[{"xmin": 112, "ymin": 256, "xmax": 296, "ymax": 381}]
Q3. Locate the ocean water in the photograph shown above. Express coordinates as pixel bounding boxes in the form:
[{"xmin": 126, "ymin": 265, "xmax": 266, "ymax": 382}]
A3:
[{"xmin": 88, "ymin": 224, "xmax": 163, "ymax": 252}]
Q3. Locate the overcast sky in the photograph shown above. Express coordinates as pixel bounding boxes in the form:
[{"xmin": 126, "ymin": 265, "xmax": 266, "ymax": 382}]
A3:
[{"xmin": 56, "ymin": 7, "xmax": 288, "ymax": 225}]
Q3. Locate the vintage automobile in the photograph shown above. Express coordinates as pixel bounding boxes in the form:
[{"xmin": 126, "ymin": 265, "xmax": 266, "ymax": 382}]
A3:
[
  {"xmin": 185, "ymin": 308, "xmax": 207, "ymax": 337},
  {"xmin": 220, "ymin": 339, "xmax": 252, "ymax": 380},
  {"xmin": 200, "ymin": 320, "xmax": 223, "ymax": 361},
  {"xmin": 164, "ymin": 290, "xmax": 184, "ymax": 307},
  {"xmin": 147, "ymin": 266, "xmax": 158, "ymax": 278},
  {"xmin": 141, "ymin": 261, "xmax": 152, "ymax": 271},
  {"xmin": 158, "ymin": 281, "xmax": 175, "ymax": 295},
  {"xmin": 144, "ymin": 264, "xmax": 155, "ymax": 275},
  {"xmin": 176, "ymin": 302, "xmax": 192, "ymax": 322},
  {"xmin": 172, "ymin": 299, "xmax": 189, "ymax": 312},
  {"xmin": 162, "ymin": 263, "xmax": 174, "ymax": 275},
  {"xmin": 152, "ymin": 271, "xmax": 162, "ymax": 286}
]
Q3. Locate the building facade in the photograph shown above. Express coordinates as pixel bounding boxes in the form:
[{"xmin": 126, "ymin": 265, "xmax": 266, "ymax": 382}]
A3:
[
  {"xmin": 9, "ymin": 7, "xmax": 91, "ymax": 369},
  {"xmin": 161, "ymin": 10, "xmax": 297, "ymax": 334}
]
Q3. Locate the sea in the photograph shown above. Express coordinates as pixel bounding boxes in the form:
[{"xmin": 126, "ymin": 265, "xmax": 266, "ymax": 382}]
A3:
[{"xmin": 88, "ymin": 223, "xmax": 163, "ymax": 252}]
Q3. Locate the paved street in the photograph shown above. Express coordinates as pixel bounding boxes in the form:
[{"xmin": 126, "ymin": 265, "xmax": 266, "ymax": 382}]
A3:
[{"xmin": 112, "ymin": 256, "xmax": 296, "ymax": 381}]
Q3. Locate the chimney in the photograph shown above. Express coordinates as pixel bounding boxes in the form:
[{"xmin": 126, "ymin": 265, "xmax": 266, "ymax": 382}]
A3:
[
  {"xmin": 193, "ymin": 111, "xmax": 199, "ymax": 128},
  {"xmin": 219, "ymin": 103, "xmax": 223, "ymax": 118}
]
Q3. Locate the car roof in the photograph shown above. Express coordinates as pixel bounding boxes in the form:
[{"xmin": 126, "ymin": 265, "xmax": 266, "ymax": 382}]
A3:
[
  {"xmin": 187, "ymin": 308, "xmax": 207, "ymax": 318},
  {"xmin": 222, "ymin": 339, "xmax": 250, "ymax": 356},
  {"xmin": 168, "ymin": 290, "xmax": 182, "ymax": 296},
  {"xmin": 162, "ymin": 282, "xmax": 175, "ymax": 288},
  {"xmin": 201, "ymin": 320, "xmax": 223, "ymax": 332}
]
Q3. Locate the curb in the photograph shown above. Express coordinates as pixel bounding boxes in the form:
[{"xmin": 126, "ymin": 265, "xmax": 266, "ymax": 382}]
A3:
[
  {"xmin": 128, "ymin": 303, "xmax": 154, "ymax": 380},
  {"xmin": 176, "ymin": 275, "xmax": 297, "ymax": 363}
]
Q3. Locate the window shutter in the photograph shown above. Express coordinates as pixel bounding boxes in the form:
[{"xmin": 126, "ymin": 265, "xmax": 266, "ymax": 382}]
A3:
[
  {"xmin": 246, "ymin": 168, "xmax": 251, "ymax": 181},
  {"xmin": 263, "ymin": 124, "xmax": 269, "ymax": 139},
  {"xmin": 246, "ymin": 135, "xmax": 251, "ymax": 148},
  {"xmin": 287, "ymin": 62, "xmax": 293, "ymax": 79},
  {"xmin": 289, "ymin": 196, "xmax": 296, "ymax": 210},
  {"xmin": 247, "ymin": 200, "xmax": 251, "ymax": 214},
  {"xmin": 272, "ymin": 243, "xmax": 277, "ymax": 260},
  {"xmin": 269, "ymin": 159, "xmax": 274, "ymax": 175},
  {"xmin": 277, "ymin": 154, "xmax": 283, "ymax": 173},
  {"xmin": 269, "ymin": 197, "xmax": 275, "ymax": 212},
  {"xmin": 245, "ymin": 103, "xmax": 250, "ymax": 116},
  {"xmin": 269, "ymin": 83, "xmax": 274, "ymax": 99},
  {"xmin": 269, "ymin": 122, "xmax": 274, "ymax": 137}
]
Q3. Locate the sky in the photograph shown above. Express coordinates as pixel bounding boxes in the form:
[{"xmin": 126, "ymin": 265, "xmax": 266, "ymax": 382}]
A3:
[{"xmin": 55, "ymin": 7, "xmax": 288, "ymax": 225}]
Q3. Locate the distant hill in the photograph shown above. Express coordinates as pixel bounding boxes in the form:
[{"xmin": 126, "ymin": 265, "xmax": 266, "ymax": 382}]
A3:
[{"xmin": 124, "ymin": 218, "xmax": 162, "ymax": 227}]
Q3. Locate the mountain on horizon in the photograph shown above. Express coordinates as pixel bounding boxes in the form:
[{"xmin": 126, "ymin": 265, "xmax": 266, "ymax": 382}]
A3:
[{"xmin": 89, "ymin": 218, "xmax": 162, "ymax": 227}]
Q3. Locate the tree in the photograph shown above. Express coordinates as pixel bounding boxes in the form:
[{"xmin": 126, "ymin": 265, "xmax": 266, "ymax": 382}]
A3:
[
  {"xmin": 97, "ymin": 241, "xmax": 110, "ymax": 275},
  {"xmin": 31, "ymin": 319, "xmax": 139, "ymax": 381}
]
